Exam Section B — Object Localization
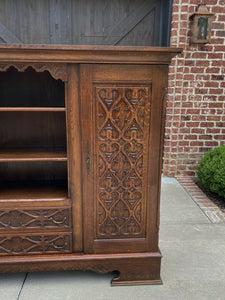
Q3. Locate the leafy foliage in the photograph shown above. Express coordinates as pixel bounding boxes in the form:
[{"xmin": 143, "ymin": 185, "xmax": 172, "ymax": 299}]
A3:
[{"xmin": 197, "ymin": 144, "xmax": 225, "ymax": 198}]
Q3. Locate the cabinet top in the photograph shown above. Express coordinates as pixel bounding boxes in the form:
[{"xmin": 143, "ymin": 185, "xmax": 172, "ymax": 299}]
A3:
[{"xmin": 0, "ymin": 44, "xmax": 182, "ymax": 65}]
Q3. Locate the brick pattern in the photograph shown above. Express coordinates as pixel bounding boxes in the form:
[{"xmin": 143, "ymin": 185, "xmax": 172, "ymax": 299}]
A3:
[
  {"xmin": 177, "ymin": 176, "xmax": 225, "ymax": 223},
  {"xmin": 164, "ymin": 0, "xmax": 225, "ymax": 177}
]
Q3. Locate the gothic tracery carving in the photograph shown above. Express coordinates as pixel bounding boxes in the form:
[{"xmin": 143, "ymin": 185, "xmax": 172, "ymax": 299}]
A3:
[{"xmin": 95, "ymin": 85, "xmax": 151, "ymax": 238}]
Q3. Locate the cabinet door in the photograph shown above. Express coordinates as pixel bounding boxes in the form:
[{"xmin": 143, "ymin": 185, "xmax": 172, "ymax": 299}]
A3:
[{"xmin": 80, "ymin": 64, "xmax": 168, "ymax": 254}]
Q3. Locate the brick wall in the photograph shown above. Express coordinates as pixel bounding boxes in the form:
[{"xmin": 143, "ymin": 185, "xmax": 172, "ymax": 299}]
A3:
[{"xmin": 163, "ymin": 0, "xmax": 225, "ymax": 177}]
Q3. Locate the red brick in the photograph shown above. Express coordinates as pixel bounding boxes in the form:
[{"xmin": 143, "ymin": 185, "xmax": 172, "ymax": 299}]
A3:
[
  {"xmin": 172, "ymin": 5, "xmax": 179, "ymax": 13},
  {"xmin": 205, "ymin": 141, "xmax": 219, "ymax": 147},
  {"xmin": 184, "ymin": 135, "xmax": 197, "ymax": 140},
  {"xmin": 183, "ymin": 74, "xmax": 194, "ymax": 81},
  {"xmin": 211, "ymin": 38, "xmax": 224, "ymax": 44},
  {"xmin": 205, "ymin": 0, "xmax": 219, "ymax": 4},
  {"xmin": 206, "ymin": 68, "xmax": 220, "ymax": 73},
  {"xmin": 172, "ymin": 14, "xmax": 179, "ymax": 21},
  {"xmin": 207, "ymin": 116, "xmax": 221, "ymax": 121},
  {"xmin": 186, "ymin": 109, "xmax": 200, "ymax": 114},
  {"xmin": 214, "ymin": 135, "xmax": 225, "ymax": 140},
  {"xmin": 164, "ymin": 1, "xmax": 225, "ymax": 177},
  {"xmin": 192, "ymin": 53, "xmax": 207, "ymax": 59},
  {"xmin": 185, "ymin": 60, "xmax": 195, "ymax": 66},
  {"xmin": 195, "ymin": 60, "xmax": 210, "ymax": 67},
  {"xmin": 196, "ymin": 74, "xmax": 210, "ymax": 80},
  {"xmin": 186, "ymin": 122, "xmax": 200, "ymax": 127},
  {"xmin": 205, "ymin": 82, "xmax": 219, "ymax": 88},
  {"xmin": 212, "ymin": 7, "xmax": 225, "ymax": 14},
  {"xmin": 216, "ymin": 122, "xmax": 225, "ymax": 127},
  {"xmin": 199, "ymin": 45, "xmax": 213, "ymax": 52},
  {"xmin": 214, "ymin": 46, "xmax": 225, "ymax": 52},
  {"xmin": 191, "ymin": 67, "xmax": 205, "ymax": 73},
  {"xmin": 211, "ymin": 60, "xmax": 225, "ymax": 67},
  {"xmin": 190, "ymin": 141, "xmax": 204, "ymax": 146},
  {"xmin": 191, "ymin": 128, "xmax": 205, "ymax": 134},
  {"xmin": 199, "ymin": 135, "xmax": 213, "ymax": 140},
  {"xmin": 179, "ymin": 141, "xmax": 190, "ymax": 146},
  {"xmin": 180, "ymin": 128, "xmax": 191, "ymax": 133},
  {"xmin": 195, "ymin": 88, "xmax": 208, "ymax": 94},
  {"xmin": 207, "ymin": 53, "xmax": 223, "ymax": 59},
  {"xmin": 191, "ymin": 115, "xmax": 206, "ymax": 122},
  {"xmin": 206, "ymin": 128, "xmax": 220, "ymax": 134},
  {"xmin": 216, "ymin": 109, "xmax": 224, "ymax": 115},
  {"xmin": 203, "ymin": 95, "xmax": 217, "ymax": 101},
  {"xmin": 200, "ymin": 122, "xmax": 214, "ymax": 128},
  {"xmin": 212, "ymin": 23, "xmax": 225, "ymax": 30},
  {"xmin": 216, "ymin": 31, "xmax": 225, "ymax": 37},
  {"xmin": 209, "ymin": 103, "xmax": 223, "ymax": 108},
  {"xmin": 211, "ymin": 75, "xmax": 224, "ymax": 80}
]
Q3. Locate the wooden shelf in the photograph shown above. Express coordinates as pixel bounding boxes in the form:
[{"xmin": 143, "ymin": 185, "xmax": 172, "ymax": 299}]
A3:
[
  {"xmin": 0, "ymin": 182, "xmax": 68, "ymax": 201},
  {"xmin": 0, "ymin": 107, "xmax": 65, "ymax": 112},
  {"xmin": 0, "ymin": 149, "xmax": 67, "ymax": 162}
]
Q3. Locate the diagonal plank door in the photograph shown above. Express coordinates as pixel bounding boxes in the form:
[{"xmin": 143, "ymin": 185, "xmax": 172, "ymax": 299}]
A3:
[{"xmin": 0, "ymin": 0, "xmax": 163, "ymax": 46}]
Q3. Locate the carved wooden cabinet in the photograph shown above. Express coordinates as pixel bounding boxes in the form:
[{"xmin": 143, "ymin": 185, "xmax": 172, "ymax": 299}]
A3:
[{"xmin": 0, "ymin": 45, "xmax": 181, "ymax": 285}]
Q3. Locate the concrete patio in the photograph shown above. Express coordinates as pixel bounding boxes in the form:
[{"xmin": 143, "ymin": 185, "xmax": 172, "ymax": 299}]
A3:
[{"xmin": 1, "ymin": 177, "xmax": 225, "ymax": 300}]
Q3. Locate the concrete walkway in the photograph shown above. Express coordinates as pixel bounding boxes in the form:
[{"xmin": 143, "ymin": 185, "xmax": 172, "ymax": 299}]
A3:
[{"xmin": 1, "ymin": 177, "xmax": 225, "ymax": 300}]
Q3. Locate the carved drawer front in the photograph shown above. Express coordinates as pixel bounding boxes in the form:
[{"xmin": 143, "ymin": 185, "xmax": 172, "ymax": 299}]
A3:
[
  {"xmin": 0, "ymin": 232, "xmax": 72, "ymax": 255},
  {"xmin": 0, "ymin": 208, "xmax": 71, "ymax": 231}
]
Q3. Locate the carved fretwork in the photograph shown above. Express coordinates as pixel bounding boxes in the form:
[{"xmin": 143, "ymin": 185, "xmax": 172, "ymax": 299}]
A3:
[
  {"xmin": 0, "ymin": 209, "xmax": 71, "ymax": 230},
  {"xmin": 0, "ymin": 63, "xmax": 68, "ymax": 81},
  {"xmin": 0, "ymin": 233, "xmax": 72, "ymax": 255},
  {"xmin": 95, "ymin": 85, "xmax": 151, "ymax": 239}
]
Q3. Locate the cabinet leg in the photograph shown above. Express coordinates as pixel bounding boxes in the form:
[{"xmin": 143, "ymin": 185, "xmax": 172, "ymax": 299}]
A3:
[{"xmin": 111, "ymin": 255, "xmax": 162, "ymax": 286}]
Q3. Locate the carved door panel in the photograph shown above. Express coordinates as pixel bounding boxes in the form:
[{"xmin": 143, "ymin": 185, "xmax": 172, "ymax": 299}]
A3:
[{"xmin": 80, "ymin": 64, "xmax": 168, "ymax": 254}]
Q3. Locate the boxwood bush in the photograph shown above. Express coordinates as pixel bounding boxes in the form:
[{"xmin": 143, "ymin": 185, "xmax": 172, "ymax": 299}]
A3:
[{"xmin": 197, "ymin": 144, "xmax": 225, "ymax": 198}]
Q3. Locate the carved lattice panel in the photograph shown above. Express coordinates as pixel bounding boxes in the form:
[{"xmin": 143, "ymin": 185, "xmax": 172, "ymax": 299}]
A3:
[
  {"xmin": 0, "ymin": 208, "xmax": 71, "ymax": 230},
  {"xmin": 0, "ymin": 233, "xmax": 72, "ymax": 255},
  {"xmin": 95, "ymin": 85, "xmax": 151, "ymax": 239}
]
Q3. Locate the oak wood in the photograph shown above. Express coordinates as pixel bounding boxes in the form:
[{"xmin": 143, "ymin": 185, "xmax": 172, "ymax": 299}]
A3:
[
  {"xmin": 0, "ymin": 184, "xmax": 68, "ymax": 201},
  {"xmin": 0, "ymin": 66, "xmax": 65, "ymax": 107},
  {"xmin": 0, "ymin": 111, "xmax": 66, "ymax": 149},
  {"xmin": 0, "ymin": 107, "xmax": 65, "ymax": 111},
  {"xmin": 0, "ymin": 206, "xmax": 72, "ymax": 233},
  {"xmin": 66, "ymin": 64, "xmax": 83, "ymax": 253},
  {"xmin": 0, "ymin": 232, "xmax": 72, "ymax": 255},
  {"xmin": 0, "ymin": 44, "xmax": 182, "ymax": 65},
  {"xmin": 0, "ymin": 199, "xmax": 71, "ymax": 209},
  {"xmin": 0, "ymin": 251, "xmax": 162, "ymax": 286},
  {"xmin": 81, "ymin": 64, "xmax": 160, "ymax": 254},
  {"xmin": 0, "ymin": 44, "xmax": 181, "ymax": 285},
  {"xmin": 0, "ymin": 149, "xmax": 67, "ymax": 162}
]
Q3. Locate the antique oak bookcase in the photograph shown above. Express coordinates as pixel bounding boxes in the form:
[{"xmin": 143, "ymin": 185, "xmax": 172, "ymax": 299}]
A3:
[{"xmin": 0, "ymin": 44, "xmax": 181, "ymax": 285}]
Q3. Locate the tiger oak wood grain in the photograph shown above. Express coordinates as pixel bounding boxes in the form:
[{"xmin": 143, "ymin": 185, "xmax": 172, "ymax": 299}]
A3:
[{"xmin": 0, "ymin": 44, "xmax": 181, "ymax": 285}]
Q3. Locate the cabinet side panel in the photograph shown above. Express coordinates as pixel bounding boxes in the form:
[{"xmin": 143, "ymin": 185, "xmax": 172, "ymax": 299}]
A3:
[
  {"xmin": 67, "ymin": 64, "xmax": 83, "ymax": 252},
  {"xmin": 147, "ymin": 65, "xmax": 169, "ymax": 246},
  {"xmin": 151, "ymin": 65, "xmax": 169, "ymax": 232}
]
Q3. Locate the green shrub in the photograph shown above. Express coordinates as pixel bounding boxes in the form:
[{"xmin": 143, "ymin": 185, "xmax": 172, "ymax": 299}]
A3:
[{"xmin": 197, "ymin": 144, "xmax": 225, "ymax": 198}]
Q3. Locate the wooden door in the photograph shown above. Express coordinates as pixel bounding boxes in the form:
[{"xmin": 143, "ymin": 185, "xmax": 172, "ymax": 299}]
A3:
[
  {"xmin": 80, "ymin": 64, "xmax": 168, "ymax": 254},
  {"xmin": 0, "ymin": 0, "xmax": 167, "ymax": 46}
]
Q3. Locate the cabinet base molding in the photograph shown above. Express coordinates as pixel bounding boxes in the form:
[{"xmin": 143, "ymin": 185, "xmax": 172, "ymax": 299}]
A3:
[{"xmin": 0, "ymin": 251, "xmax": 162, "ymax": 286}]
